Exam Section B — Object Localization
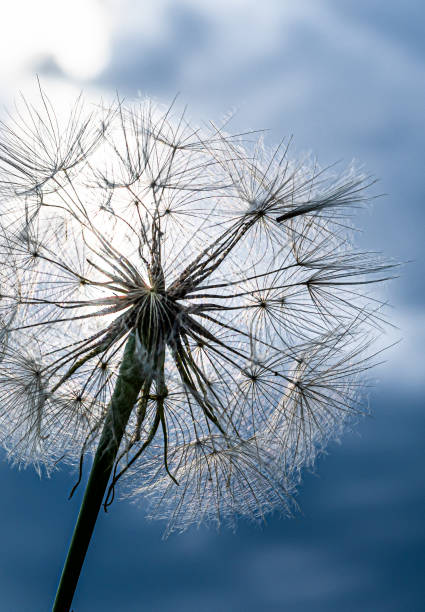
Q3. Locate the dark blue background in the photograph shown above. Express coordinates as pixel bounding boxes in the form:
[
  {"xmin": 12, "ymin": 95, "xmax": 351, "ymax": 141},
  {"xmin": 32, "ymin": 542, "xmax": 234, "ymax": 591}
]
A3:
[
  {"xmin": 1, "ymin": 1, "xmax": 424, "ymax": 610},
  {"xmin": 2, "ymin": 390, "xmax": 423, "ymax": 611}
]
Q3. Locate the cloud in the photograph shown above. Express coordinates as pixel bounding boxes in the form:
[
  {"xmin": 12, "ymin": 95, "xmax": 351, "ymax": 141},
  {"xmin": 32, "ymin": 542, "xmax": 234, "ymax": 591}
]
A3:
[
  {"xmin": 375, "ymin": 308, "xmax": 425, "ymax": 389},
  {"xmin": 0, "ymin": 0, "xmax": 110, "ymax": 83}
]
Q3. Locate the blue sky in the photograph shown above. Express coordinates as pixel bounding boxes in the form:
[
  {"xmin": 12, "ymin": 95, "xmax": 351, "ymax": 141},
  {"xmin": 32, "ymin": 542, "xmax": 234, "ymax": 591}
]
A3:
[{"xmin": 0, "ymin": 1, "xmax": 424, "ymax": 610}]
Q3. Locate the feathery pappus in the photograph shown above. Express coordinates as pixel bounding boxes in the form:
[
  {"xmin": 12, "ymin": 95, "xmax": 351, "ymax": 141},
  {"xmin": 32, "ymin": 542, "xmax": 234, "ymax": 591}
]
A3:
[{"xmin": 0, "ymin": 85, "xmax": 395, "ymax": 537}]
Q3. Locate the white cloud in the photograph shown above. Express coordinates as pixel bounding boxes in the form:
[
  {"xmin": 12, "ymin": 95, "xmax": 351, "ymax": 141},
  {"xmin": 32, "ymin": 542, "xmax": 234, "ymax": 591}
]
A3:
[{"xmin": 0, "ymin": 0, "xmax": 110, "ymax": 82}]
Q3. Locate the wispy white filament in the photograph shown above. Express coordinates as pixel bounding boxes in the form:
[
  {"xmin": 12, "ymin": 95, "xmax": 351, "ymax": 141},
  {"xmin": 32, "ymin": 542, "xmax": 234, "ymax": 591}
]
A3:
[{"xmin": 0, "ymin": 87, "xmax": 394, "ymax": 534}]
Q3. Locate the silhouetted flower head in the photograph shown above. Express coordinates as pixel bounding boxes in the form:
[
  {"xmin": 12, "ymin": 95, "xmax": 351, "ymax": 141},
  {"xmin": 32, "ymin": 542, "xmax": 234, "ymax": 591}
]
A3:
[{"xmin": 0, "ymin": 88, "xmax": 394, "ymax": 534}]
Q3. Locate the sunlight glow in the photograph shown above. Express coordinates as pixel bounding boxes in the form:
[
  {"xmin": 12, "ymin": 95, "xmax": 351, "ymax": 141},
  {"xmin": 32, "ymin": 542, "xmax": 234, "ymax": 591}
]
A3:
[{"xmin": 0, "ymin": 0, "xmax": 110, "ymax": 81}]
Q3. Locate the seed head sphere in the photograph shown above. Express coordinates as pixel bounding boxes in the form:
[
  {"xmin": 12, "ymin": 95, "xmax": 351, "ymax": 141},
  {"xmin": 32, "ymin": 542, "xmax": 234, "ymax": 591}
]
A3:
[{"xmin": 0, "ymin": 87, "xmax": 393, "ymax": 535}]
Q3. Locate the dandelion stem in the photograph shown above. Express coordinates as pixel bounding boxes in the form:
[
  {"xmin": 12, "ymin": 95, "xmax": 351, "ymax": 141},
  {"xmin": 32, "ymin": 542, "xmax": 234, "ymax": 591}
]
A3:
[{"xmin": 52, "ymin": 331, "xmax": 145, "ymax": 612}]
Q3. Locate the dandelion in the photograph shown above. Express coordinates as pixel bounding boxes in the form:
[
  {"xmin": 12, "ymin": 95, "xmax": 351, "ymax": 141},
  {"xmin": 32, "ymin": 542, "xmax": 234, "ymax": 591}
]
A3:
[{"xmin": 0, "ymin": 86, "xmax": 395, "ymax": 611}]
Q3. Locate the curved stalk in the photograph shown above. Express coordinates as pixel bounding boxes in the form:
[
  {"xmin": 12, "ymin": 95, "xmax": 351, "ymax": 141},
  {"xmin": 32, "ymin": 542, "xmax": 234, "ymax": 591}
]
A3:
[{"xmin": 52, "ymin": 331, "xmax": 146, "ymax": 612}]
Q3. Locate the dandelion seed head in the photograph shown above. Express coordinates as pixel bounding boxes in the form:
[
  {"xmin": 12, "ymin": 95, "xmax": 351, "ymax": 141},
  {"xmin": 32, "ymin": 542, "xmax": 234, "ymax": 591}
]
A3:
[{"xmin": 0, "ymin": 86, "xmax": 394, "ymax": 534}]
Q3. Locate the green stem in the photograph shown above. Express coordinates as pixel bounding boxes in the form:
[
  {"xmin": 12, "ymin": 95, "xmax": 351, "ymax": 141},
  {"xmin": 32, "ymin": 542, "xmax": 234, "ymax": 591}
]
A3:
[{"xmin": 52, "ymin": 332, "xmax": 146, "ymax": 612}]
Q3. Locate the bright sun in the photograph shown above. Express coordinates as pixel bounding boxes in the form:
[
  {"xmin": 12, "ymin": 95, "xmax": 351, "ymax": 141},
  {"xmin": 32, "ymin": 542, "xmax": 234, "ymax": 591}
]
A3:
[{"xmin": 1, "ymin": 0, "xmax": 110, "ymax": 81}]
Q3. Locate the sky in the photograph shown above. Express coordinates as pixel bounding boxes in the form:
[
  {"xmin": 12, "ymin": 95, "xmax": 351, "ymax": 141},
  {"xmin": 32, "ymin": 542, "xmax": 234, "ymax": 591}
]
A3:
[{"xmin": 0, "ymin": 1, "xmax": 424, "ymax": 610}]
